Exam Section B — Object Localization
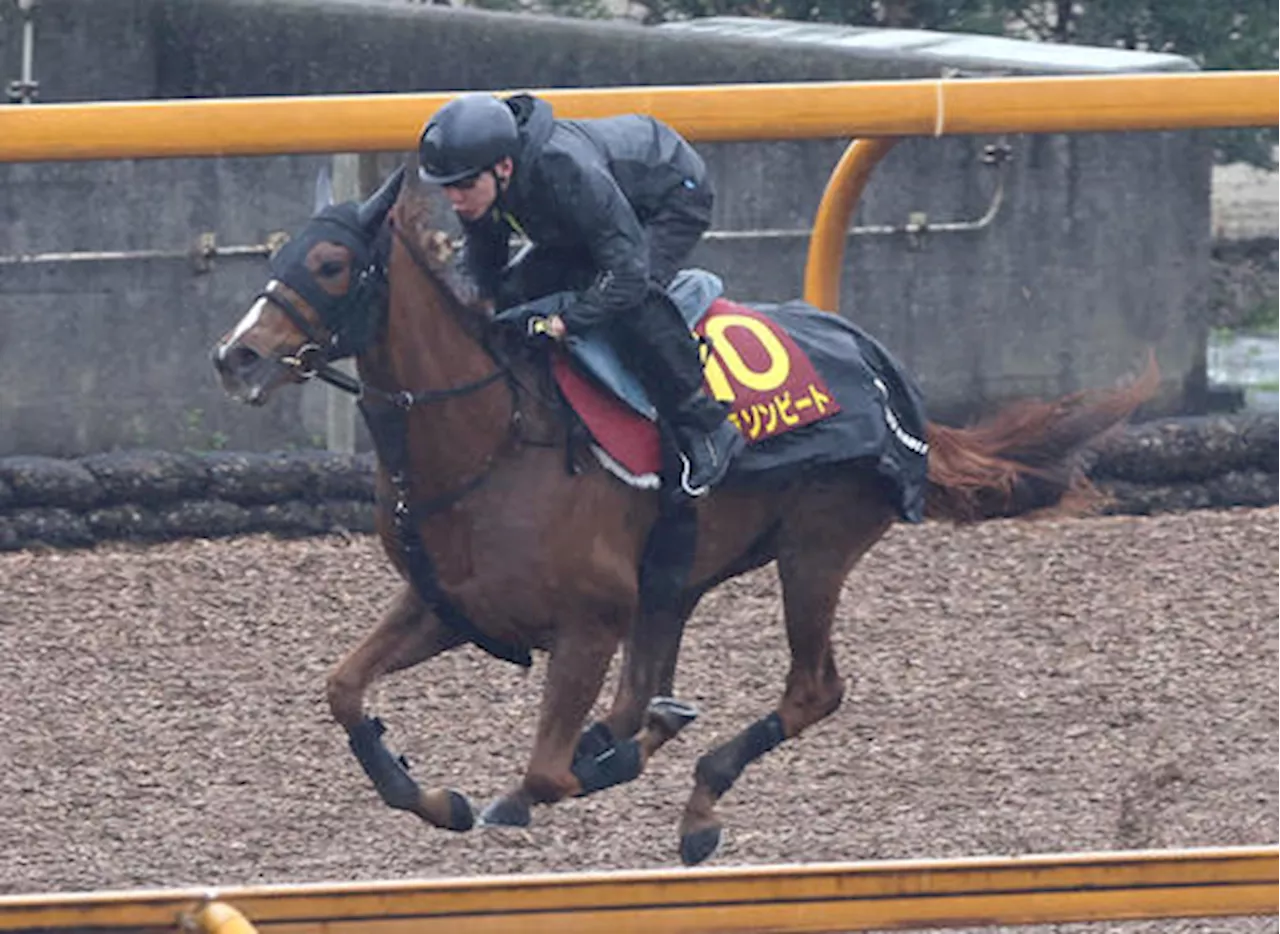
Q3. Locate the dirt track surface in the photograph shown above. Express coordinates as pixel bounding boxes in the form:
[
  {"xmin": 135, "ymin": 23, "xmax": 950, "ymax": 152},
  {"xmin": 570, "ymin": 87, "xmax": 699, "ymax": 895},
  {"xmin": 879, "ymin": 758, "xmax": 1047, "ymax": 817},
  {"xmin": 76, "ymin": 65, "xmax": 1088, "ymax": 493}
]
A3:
[{"xmin": 0, "ymin": 507, "xmax": 1276, "ymax": 901}]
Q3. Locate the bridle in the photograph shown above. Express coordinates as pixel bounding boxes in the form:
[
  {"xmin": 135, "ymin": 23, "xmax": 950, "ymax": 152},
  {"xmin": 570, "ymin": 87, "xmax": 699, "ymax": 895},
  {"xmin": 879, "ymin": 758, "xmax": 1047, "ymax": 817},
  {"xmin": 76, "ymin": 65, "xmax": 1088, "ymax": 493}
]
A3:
[
  {"xmin": 257, "ymin": 206, "xmax": 512, "ymax": 408},
  {"xmin": 255, "ymin": 200, "xmax": 533, "ymax": 522},
  {"xmin": 259, "ymin": 279, "xmax": 365, "ymax": 395}
]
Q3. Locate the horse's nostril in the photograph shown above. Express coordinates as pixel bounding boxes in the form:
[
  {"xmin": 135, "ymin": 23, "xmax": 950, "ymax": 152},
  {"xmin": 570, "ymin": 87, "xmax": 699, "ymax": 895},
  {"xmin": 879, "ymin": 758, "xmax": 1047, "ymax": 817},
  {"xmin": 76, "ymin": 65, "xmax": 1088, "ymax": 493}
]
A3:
[{"xmin": 224, "ymin": 344, "xmax": 261, "ymax": 372}]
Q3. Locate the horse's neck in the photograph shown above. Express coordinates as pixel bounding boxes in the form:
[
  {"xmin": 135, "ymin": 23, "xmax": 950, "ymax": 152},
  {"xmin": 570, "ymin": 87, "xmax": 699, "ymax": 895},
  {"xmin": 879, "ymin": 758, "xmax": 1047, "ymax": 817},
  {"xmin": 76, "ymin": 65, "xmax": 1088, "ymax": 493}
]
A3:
[
  {"xmin": 384, "ymin": 234, "xmax": 493, "ymax": 385},
  {"xmin": 357, "ymin": 230, "xmax": 512, "ymax": 487}
]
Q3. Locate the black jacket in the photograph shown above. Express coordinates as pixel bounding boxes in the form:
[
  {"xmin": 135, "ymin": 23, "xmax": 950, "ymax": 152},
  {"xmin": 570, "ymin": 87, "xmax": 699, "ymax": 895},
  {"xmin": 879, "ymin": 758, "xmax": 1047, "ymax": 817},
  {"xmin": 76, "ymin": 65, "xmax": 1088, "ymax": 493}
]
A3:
[{"xmin": 462, "ymin": 94, "xmax": 709, "ymax": 332}]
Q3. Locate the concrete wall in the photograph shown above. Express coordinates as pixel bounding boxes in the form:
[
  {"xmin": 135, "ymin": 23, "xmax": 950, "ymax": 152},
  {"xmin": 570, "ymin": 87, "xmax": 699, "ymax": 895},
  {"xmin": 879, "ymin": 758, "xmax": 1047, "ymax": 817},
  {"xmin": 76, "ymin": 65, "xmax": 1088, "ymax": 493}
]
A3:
[
  {"xmin": 695, "ymin": 130, "xmax": 1210, "ymax": 421},
  {"xmin": 0, "ymin": 0, "xmax": 1212, "ymax": 456}
]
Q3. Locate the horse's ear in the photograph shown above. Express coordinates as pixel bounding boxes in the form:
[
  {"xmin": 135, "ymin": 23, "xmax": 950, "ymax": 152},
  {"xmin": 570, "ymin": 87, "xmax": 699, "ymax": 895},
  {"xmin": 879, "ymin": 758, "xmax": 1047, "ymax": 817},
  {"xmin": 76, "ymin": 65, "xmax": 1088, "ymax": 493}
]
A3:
[
  {"xmin": 357, "ymin": 165, "xmax": 407, "ymax": 231},
  {"xmin": 313, "ymin": 166, "xmax": 335, "ymax": 214}
]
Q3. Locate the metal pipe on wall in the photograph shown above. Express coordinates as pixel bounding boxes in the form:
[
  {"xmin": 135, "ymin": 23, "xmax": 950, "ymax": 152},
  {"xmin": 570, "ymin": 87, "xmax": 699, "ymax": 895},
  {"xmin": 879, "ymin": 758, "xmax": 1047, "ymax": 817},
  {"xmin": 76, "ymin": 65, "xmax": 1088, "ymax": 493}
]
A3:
[
  {"xmin": 0, "ymin": 234, "xmax": 287, "ymax": 270},
  {"xmin": 5, "ymin": 0, "xmax": 39, "ymax": 104},
  {"xmin": 703, "ymin": 141, "xmax": 1011, "ymax": 244}
]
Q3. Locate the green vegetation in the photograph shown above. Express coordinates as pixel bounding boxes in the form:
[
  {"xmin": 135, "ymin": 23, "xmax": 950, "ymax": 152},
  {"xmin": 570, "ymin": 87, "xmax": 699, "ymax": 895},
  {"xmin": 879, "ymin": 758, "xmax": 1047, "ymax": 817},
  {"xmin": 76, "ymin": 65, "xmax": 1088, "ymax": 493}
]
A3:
[
  {"xmin": 464, "ymin": 0, "xmax": 1278, "ymax": 167},
  {"xmin": 1242, "ymin": 299, "xmax": 1280, "ymax": 332}
]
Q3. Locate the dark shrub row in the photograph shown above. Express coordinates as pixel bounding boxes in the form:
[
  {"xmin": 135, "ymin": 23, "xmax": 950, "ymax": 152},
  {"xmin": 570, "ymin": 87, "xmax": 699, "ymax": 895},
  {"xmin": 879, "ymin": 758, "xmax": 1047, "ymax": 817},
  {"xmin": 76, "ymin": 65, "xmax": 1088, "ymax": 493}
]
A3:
[{"xmin": 1, "ymin": 415, "xmax": 1274, "ymax": 551}]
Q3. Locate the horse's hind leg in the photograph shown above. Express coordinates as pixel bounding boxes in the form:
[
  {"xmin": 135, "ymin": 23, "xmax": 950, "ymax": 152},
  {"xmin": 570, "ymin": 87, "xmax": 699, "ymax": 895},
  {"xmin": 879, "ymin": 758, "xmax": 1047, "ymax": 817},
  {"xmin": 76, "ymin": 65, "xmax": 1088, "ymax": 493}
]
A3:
[
  {"xmin": 327, "ymin": 583, "xmax": 474, "ymax": 831},
  {"xmin": 579, "ymin": 504, "xmax": 708, "ymax": 758},
  {"xmin": 573, "ymin": 525, "xmax": 784, "ymax": 797},
  {"xmin": 567, "ymin": 593, "xmax": 702, "ymax": 797},
  {"xmin": 677, "ymin": 478, "xmax": 894, "ymax": 865}
]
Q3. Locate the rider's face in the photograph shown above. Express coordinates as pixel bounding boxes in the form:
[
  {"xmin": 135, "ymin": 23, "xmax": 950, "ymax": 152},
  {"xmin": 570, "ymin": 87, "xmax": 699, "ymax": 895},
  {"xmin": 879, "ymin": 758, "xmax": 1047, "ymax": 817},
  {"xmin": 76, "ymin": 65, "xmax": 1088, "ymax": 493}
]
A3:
[{"xmin": 443, "ymin": 158, "xmax": 512, "ymax": 222}]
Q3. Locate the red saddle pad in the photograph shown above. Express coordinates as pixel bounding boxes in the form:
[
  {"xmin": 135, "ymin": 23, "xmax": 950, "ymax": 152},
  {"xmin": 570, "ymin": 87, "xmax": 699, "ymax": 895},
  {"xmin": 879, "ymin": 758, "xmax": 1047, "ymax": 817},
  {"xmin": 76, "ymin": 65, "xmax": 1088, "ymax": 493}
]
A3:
[{"xmin": 551, "ymin": 353, "xmax": 663, "ymax": 477}]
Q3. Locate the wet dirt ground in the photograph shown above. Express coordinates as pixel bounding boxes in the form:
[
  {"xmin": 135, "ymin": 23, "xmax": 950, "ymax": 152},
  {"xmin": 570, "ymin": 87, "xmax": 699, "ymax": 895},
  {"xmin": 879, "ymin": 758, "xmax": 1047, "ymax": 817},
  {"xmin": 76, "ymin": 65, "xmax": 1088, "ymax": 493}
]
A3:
[{"xmin": 0, "ymin": 507, "xmax": 1275, "ymax": 929}]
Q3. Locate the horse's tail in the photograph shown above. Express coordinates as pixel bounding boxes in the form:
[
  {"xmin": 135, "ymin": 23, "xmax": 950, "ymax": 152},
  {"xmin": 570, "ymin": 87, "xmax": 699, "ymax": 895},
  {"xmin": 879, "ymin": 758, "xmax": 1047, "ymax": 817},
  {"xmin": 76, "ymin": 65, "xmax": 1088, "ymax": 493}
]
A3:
[{"xmin": 923, "ymin": 354, "xmax": 1161, "ymax": 522}]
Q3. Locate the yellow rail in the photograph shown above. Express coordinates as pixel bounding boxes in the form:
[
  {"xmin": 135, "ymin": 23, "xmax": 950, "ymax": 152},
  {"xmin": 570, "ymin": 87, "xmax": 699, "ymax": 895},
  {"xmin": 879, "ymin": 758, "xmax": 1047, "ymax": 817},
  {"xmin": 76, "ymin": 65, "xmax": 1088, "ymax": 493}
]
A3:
[
  {"xmin": 0, "ymin": 71, "xmax": 1275, "ymax": 163},
  {"xmin": 1, "ymin": 70, "xmax": 1274, "ymax": 316},
  {"xmin": 1, "ymin": 846, "xmax": 1275, "ymax": 933}
]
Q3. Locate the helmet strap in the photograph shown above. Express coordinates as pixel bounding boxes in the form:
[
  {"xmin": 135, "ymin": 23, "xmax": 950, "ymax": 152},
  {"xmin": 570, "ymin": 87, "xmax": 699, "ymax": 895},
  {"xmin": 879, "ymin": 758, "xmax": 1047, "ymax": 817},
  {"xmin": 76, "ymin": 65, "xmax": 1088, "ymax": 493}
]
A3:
[{"xmin": 490, "ymin": 168, "xmax": 511, "ymax": 214}]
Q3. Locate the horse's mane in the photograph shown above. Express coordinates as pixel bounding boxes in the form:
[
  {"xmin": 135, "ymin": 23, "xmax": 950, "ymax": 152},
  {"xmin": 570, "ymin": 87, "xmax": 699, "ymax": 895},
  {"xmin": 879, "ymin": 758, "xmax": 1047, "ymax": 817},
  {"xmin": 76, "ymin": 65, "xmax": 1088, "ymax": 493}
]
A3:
[
  {"xmin": 390, "ymin": 185, "xmax": 494, "ymax": 326},
  {"xmin": 388, "ymin": 183, "xmax": 567, "ymax": 426}
]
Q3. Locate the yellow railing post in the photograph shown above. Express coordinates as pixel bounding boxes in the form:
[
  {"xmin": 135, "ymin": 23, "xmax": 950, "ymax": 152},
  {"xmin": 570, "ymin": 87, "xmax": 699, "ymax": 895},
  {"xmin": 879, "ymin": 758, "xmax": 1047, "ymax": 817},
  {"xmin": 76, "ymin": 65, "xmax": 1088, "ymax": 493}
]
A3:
[
  {"xmin": 803, "ymin": 137, "xmax": 900, "ymax": 313},
  {"xmin": 188, "ymin": 901, "xmax": 258, "ymax": 934}
]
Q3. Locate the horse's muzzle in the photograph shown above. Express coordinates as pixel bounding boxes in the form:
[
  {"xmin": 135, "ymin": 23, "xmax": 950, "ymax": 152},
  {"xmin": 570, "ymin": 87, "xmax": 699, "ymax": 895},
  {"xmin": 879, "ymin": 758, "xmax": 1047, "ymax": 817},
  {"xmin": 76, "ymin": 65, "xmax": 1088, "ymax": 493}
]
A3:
[{"xmin": 211, "ymin": 341, "xmax": 277, "ymax": 406}]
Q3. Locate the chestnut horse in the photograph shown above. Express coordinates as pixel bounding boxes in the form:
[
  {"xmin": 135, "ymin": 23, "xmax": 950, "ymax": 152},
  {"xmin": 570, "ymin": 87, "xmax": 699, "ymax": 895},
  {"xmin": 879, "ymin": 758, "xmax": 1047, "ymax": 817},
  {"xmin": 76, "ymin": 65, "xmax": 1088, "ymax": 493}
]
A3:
[{"xmin": 211, "ymin": 165, "xmax": 1156, "ymax": 865}]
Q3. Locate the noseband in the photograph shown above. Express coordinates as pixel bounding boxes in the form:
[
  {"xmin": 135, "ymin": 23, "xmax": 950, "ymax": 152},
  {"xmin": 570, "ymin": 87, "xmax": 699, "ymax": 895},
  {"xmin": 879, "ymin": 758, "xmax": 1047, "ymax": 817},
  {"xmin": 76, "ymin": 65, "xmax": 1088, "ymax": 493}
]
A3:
[{"xmin": 258, "ymin": 281, "xmax": 364, "ymax": 394}]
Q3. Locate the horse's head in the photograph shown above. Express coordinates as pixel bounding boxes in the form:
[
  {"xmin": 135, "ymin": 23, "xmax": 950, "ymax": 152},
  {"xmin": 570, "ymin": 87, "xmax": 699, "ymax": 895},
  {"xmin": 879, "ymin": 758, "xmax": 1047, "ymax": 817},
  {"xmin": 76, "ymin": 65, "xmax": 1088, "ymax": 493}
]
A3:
[{"xmin": 212, "ymin": 165, "xmax": 406, "ymax": 405}]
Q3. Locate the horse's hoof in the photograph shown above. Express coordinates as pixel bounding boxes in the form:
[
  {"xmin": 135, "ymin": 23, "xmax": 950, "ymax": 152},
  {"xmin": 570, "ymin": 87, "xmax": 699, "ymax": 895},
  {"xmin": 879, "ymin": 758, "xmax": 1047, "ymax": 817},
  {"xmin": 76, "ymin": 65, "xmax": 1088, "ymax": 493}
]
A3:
[
  {"xmin": 479, "ymin": 794, "xmax": 532, "ymax": 828},
  {"xmin": 679, "ymin": 824, "xmax": 722, "ymax": 866},
  {"xmin": 445, "ymin": 789, "xmax": 475, "ymax": 832},
  {"xmin": 647, "ymin": 697, "xmax": 699, "ymax": 738},
  {"xmin": 418, "ymin": 788, "xmax": 475, "ymax": 832}
]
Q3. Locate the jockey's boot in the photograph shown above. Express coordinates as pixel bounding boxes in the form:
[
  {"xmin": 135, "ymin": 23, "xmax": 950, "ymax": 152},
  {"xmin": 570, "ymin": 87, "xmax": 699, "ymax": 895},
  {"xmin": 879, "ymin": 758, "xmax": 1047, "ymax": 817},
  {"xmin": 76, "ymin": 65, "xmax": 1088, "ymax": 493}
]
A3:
[
  {"xmin": 668, "ymin": 389, "xmax": 746, "ymax": 498},
  {"xmin": 620, "ymin": 288, "xmax": 745, "ymax": 497}
]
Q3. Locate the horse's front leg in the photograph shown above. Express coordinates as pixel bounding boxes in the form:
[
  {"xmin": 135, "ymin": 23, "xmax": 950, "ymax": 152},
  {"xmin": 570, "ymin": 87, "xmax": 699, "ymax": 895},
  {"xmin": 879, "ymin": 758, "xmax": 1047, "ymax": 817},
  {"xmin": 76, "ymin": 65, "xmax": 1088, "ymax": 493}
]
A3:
[
  {"xmin": 327, "ymin": 583, "xmax": 474, "ymax": 831},
  {"xmin": 479, "ymin": 620, "xmax": 622, "ymax": 827}
]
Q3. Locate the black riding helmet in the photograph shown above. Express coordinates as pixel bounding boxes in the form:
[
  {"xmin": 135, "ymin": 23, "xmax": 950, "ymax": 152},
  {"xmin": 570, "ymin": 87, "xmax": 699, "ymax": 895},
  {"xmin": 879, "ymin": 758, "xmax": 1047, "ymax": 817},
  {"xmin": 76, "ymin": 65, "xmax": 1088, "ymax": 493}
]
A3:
[{"xmin": 417, "ymin": 94, "xmax": 520, "ymax": 186}]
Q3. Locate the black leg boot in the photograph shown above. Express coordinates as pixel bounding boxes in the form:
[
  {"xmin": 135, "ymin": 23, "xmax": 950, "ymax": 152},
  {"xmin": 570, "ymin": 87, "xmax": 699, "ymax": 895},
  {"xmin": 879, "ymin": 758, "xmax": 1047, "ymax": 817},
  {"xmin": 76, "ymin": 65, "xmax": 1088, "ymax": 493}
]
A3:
[{"xmin": 616, "ymin": 289, "xmax": 745, "ymax": 498}]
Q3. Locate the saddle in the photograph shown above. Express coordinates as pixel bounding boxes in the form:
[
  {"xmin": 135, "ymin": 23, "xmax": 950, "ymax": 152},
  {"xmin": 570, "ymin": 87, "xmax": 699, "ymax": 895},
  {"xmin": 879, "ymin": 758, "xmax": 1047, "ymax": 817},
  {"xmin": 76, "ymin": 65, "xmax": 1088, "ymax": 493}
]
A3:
[{"xmin": 494, "ymin": 270, "xmax": 842, "ymax": 486}]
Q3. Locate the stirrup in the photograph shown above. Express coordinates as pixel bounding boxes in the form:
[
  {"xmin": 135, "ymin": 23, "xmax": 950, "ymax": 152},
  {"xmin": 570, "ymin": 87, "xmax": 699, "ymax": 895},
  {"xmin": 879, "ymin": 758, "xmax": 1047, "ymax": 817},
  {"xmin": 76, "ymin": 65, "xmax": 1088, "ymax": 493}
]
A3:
[
  {"xmin": 678, "ymin": 452, "xmax": 710, "ymax": 499},
  {"xmin": 677, "ymin": 424, "xmax": 744, "ymax": 498}
]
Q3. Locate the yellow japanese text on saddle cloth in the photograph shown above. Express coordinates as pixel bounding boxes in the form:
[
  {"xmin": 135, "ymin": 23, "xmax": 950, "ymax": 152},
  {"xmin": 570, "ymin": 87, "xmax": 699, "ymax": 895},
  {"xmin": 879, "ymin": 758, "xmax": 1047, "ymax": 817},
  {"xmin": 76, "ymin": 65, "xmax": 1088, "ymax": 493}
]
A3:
[{"xmin": 695, "ymin": 298, "xmax": 842, "ymax": 442}]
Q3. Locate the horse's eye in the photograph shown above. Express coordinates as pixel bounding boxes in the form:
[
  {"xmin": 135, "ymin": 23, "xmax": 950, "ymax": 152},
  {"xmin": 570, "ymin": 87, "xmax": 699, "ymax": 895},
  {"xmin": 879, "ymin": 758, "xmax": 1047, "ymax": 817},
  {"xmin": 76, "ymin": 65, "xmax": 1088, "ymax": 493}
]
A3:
[{"xmin": 318, "ymin": 260, "xmax": 345, "ymax": 278}]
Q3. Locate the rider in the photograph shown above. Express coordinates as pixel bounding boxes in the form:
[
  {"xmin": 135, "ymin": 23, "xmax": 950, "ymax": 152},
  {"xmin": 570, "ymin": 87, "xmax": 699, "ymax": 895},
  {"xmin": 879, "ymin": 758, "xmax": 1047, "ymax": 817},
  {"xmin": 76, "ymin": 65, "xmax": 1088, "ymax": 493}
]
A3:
[{"xmin": 416, "ymin": 92, "xmax": 744, "ymax": 498}]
